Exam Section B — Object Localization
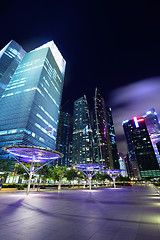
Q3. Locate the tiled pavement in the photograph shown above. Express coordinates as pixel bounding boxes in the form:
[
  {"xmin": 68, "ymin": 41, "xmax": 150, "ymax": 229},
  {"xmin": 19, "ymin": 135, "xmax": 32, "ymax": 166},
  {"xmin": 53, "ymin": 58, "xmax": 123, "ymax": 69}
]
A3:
[{"xmin": 0, "ymin": 185, "xmax": 160, "ymax": 240}]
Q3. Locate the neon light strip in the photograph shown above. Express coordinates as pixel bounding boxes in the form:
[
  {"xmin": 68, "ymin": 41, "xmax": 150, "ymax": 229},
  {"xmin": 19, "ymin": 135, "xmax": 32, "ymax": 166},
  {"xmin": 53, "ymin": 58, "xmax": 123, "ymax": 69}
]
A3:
[
  {"xmin": 133, "ymin": 117, "xmax": 139, "ymax": 128},
  {"xmin": 137, "ymin": 118, "xmax": 144, "ymax": 122}
]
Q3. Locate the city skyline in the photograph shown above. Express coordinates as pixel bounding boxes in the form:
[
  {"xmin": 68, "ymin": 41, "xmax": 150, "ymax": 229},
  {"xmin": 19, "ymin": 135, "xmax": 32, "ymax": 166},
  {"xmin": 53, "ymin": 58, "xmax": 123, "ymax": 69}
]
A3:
[
  {"xmin": 1, "ymin": 3, "xmax": 160, "ymax": 239},
  {"xmin": 1, "ymin": 1, "xmax": 160, "ymax": 154}
]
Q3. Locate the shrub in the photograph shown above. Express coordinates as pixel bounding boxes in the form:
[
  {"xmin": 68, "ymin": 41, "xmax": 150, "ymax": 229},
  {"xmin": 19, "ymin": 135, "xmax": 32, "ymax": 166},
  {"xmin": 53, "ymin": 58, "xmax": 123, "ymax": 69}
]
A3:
[{"xmin": 17, "ymin": 185, "xmax": 24, "ymax": 190}]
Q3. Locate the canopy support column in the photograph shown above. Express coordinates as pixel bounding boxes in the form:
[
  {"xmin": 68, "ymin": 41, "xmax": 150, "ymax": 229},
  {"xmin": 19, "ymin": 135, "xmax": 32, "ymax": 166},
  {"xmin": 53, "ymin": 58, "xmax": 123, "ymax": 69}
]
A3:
[{"xmin": 26, "ymin": 161, "xmax": 35, "ymax": 195}]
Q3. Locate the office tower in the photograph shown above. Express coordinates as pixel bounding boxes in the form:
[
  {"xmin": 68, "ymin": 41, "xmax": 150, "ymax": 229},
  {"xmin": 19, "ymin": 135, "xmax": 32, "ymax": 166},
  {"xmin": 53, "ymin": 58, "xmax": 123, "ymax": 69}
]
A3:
[
  {"xmin": 72, "ymin": 96, "xmax": 93, "ymax": 165},
  {"xmin": 69, "ymin": 142, "xmax": 73, "ymax": 166},
  {"xmin": 0, "ymin": 40, "xmax": 26, "ymax": 98},
  {"xmin": 123, "ymin": 153, "xmax": 133, "ymax": 178},
  {"xmin": 106, "ymin": 107, "xmax": 119, "ymax": 169},
  {"xmin": 123, "ymin": 120, "xmax": 140, "ymax": 178},
  {"xmin": 56, "ymin": 112, "xmax": 71, "ymax": 166},
  {"xmin": 118, "ymin": 153, "xmax": 128, "ymax": 177},
  {"xmin": 143, "ymin": 109, "xmax": 160, "ymax": 167},
  {"xmin": 0, "ymin": 41, "xmax": 66, "ymax": 161},
  {"xmin": 93, "ymin": 88, "xmax": 113, "ymax": 168},
  {"xmin": 123, "ymin": 117, "xmax": 160, "ymax": 178}
]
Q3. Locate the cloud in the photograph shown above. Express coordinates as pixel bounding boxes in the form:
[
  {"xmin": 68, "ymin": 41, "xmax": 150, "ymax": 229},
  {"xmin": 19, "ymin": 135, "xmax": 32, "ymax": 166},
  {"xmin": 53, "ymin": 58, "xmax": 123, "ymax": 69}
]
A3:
[{"xmin": 109, "ymin": 77, "xmax": 160, "ymax": 154}]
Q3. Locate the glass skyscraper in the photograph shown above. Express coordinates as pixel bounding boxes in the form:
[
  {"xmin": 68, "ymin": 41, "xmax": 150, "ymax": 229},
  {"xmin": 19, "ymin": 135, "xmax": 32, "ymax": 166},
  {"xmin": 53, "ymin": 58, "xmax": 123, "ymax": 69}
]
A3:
[
  {"xmin": 0, "ymin": 40, "xmax": 26, "ymax": 98},
  {"xmin": 72, "ymin": 96, "xmax": 93, "ymax": 164},
  {"xmin": 143, "ymin": 108, "xmax": 160, "ymax": 167},
  {"xmin": 56, "ymin": 112, "xmax": 71, "ymax": 166},
  {"xmin": 123, "ymin": 117, "xmax": 160, "ymax": 178},
  {"xmin": 106, "ymin": 107, "xmax": 119, "ymax": 169},
  {"xmin": 123, "ymin": 120, "xmax": 140, "ymax": 178},
  {"xmin": 93, "ymin": 88, "xmax": 113, "ymax": 168},
  {"xmin": 0, "ymin": 41, "xmax": 66, "ymax": 161},
  {"xmin": 118, "ymin": 153, "xmax": 127, "ymax": 177}
]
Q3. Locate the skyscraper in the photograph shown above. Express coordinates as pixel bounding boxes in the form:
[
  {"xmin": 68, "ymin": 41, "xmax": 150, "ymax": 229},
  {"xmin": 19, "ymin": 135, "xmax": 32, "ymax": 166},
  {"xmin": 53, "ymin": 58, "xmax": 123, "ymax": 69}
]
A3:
[
  {"xmin": 123, "ymin": 117, "xmax": 160, "ymax": 178},
  {"xmin": 0, "ymin": 41, "xmax": 66, "ymax": 161},
  {"xmin": 56, "ymin": 112, "xmax": 71, "ymax": 166},
  {"xmin": 0, "ymin": 40, "xmax": 26, "ymax": 98},
  {"xmin": 143, "ymin": 108, "xmax": 160, "ymax": 167},
  {"xmin": 106, "ymin": 107, "xmax": 119, "ymax": 169},
  {"xmin": 123, "ymin": 120, "xmax": 140, "ymax": 178},
  {"xmin": 93, "ymin": 88, "xmax": 113, "ymax": 168},
  {"xmin": 72, "ymin": 96, "xmax": 93, "ymax": 164},
  {"xmin": 118, "ymin": 153, "xmax": 128, "ymax": 177}
]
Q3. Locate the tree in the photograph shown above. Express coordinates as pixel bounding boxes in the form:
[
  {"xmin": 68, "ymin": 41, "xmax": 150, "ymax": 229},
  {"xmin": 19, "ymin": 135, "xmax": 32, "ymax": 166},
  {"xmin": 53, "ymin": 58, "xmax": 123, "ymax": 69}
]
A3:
[
  {"xmin": 36, "ymin": 164, "xmax": 53, "ymax": 190},
  {"xmin": 116, "ymin": 175, "xmax": 130, "ymax": 182},
  {"xmin": 93, "ymin": 172, "xmax": 107, "ymax": 184},
  {"xmin": 14, "ymin": 163, "xmax": 30, "ymax": 184},
  {"xmin": 52, "ymin": 166, "xmax": 67, "ymax": 190},
  {"xmin": 0, "ymin": 159, "xmax": 14, "ymax": 172},
  {"xmin": 0, "ymin": 159, "xmax": 15, "ymax": 183},
  {"xmin": 65, "ymin": 168, "xmax": 77, "ymax": 187},
  {"xmin": 77, "ymin": 171, "xmax": 85, "ymax": 186}
]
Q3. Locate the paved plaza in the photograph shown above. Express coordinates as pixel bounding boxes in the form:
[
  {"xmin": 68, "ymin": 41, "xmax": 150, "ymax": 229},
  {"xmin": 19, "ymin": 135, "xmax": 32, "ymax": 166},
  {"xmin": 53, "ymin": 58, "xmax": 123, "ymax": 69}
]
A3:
[{"xmin": 0, "ymin": 185, "xmax": 160, "ymax": 240}]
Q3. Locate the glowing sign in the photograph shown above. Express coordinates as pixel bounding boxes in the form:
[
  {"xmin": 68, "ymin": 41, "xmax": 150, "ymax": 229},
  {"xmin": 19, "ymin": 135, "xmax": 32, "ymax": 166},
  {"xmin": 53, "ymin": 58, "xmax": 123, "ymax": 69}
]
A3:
[
  {"xmin": 133, "ymin": 117, "xmax": 144, "ymax": 128},
  {"xmin": 133, "ymin": 117, "xmax": 139, "ymax": 128},
  {"xmin": 137, "ymin": 118, "xmax": 144, "ymax": 122}
]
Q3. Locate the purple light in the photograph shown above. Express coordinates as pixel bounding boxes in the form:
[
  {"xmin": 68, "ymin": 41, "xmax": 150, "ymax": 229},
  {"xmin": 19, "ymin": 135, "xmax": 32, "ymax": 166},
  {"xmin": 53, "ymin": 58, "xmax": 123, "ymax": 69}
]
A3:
[
  {"xmin": 3, "ymin": 145, "xmax": 63, "ymax": 163},
  {"xmin": 74, "ymin": 164, "xmax": 104, "ymax": 171}
]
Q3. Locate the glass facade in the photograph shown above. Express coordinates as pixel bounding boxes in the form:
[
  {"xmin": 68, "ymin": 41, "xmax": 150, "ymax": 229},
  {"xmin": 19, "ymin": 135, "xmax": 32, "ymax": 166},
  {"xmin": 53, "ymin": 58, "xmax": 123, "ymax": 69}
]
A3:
[
  {"xmin": 93, "ymin": 88, "xmax": 113, "ymax": 168},
  {"xmin": 106, "ymin": 107, "xmax": 119, "ymax": 169},
  {"xmin": 123, "ymin": 120, "xmax": 140, "ymax": 178},
  {"xmin": 72, "ymin": 96, "xmax": 93, "ymax": 164},
  {"xmin": 118, "ymin": 153, "xmax": 128, "ymax": 177},
  {"xmin": 0, "ymin": 40, "xmax": 26, "ymax": 98},
  {"xmin": 56, "ymin": 112, "xmax": 71, "ymax": 166},
  {"xmin": 0, "ymin": 41, "xmax": 66, "ymax": 161},
  {"xmin": 143, "ymin": 108, "xmax": 160, "ymax": 167},
  {"xmin": 123, "ymin": 117, "xmax": 160, "ymax": 178}
]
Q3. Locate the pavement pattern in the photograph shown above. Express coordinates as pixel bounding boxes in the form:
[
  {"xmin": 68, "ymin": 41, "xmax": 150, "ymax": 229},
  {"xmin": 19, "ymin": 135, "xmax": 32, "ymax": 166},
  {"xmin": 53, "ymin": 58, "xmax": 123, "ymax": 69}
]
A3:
[{"xmin": 0, "ymin": 185, "xmax": 160, "ymax": 240}]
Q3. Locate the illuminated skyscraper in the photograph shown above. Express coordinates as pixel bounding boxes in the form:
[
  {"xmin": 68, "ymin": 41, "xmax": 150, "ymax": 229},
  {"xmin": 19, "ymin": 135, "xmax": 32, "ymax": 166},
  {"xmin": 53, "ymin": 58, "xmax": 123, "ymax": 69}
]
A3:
[
  {"xmin": 0, "ymin": 40, "xmax": 26, "ymax": 98},
  {"xmin": 123, "ymin": 120, "xmax": 140, "ymax": 178},
  {"xmin": 93, "ymin": 88, "xmax": 113, "ymax": 168},
  {"xmin": 72, "ymin": 96, "xmax": 93, "ymax": 164},
  {"xmin": 0, "ymin": 41, "xmax": 66, "ymax": 161},
  {"xmin": 106, "ymin": 107, "xmax": 119, "ymax": 169},
  {"xmin": 56, "ymin": 112, "xmax": 71, "ymax": 166},
  {"xmin": 118, "ymin": 153, "xmax": 128, "ymax": 177},
  {"xmin": 143, "ymin": 108, "xmax": 160, "ymax": 167},
  {"xmin": 123, "ymin": 117, "xmax": 160, "ymax": 178}
]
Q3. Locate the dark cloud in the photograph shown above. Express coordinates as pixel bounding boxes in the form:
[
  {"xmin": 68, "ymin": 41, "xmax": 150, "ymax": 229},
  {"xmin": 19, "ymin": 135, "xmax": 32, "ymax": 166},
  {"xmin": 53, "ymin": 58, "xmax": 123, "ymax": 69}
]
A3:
[{"xmin": 109, "ymin": 78, "xmax": 160, "ymax": 154}]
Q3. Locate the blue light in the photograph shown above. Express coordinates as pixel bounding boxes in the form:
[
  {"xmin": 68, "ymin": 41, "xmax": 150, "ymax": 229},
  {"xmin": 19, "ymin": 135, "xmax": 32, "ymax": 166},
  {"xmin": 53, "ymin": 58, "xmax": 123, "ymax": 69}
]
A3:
[
  {"xmin": 146, "ymin": 111, "xmax": 152, "ymax": 115},
  {"xmin": 134, "ymin": 117, "xmax": 139, "ymax": 128},
  {"xmin": 122, "ymin": 120, "xmax": 129, "ymax": 124}
]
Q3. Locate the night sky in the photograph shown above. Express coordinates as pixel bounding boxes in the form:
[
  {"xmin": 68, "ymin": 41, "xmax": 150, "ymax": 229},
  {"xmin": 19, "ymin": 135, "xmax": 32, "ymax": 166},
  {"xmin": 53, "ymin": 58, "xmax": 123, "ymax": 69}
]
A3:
[{"xmin": 1, "ymin": 0, "xmax": 160, "ymax": 153}]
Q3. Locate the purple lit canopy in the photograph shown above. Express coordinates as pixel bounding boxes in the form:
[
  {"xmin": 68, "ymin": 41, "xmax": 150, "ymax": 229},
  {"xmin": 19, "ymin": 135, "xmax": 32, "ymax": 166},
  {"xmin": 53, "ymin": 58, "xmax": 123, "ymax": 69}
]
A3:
[
  {"xmin": 74, "ymin": 164, "xmax": 104, "ymax": 172},
  {"xmin": 74, "ymin": 164, "xmax": 104, "ymax": 190},
  {"xmin": 103, "ymin": 169, "xmax": 122, "ymax": 180},
  {"xmin": 3, "ymin": 145, "xmax": 63, "ymax": 195},
  {"xmin": 3, "ymin": 145, "xmax": 63, "ymax": 163}
]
